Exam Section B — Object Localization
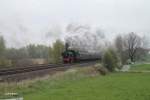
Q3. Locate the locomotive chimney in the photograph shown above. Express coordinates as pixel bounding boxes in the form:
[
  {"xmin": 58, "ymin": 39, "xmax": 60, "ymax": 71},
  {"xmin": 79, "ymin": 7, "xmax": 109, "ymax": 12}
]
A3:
[{"xmin": 65, "ymin": 43, "xmax": 69, "ymax": 51}]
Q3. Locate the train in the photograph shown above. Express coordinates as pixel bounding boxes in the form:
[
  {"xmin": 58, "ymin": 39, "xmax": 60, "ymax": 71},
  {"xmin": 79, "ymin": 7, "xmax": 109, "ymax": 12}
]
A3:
[{"xmin": 62, "ymin": 43, "xmax": 101, "ymax": 63}]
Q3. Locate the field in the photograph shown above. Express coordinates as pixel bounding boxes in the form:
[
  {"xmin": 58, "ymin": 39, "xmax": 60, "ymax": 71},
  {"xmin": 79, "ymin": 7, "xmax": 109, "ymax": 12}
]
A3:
[
  {"xmin": 130, "ymin": 63, "xmax": 150, "ymax": 71},
  {"xmin": 1, "ymin": 66, "xmax": 150, "ymax": 100}
]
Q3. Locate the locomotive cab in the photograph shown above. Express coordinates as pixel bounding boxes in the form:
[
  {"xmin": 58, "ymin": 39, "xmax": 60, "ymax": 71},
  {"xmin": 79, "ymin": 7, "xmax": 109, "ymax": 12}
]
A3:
[{"xmin": 62, "ymin": 50, "xmax": 78, "ymax": 63}]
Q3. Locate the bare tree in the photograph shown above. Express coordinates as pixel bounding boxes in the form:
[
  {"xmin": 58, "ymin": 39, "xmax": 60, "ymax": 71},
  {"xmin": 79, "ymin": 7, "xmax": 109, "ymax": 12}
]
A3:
[
  {"xmin": 123, "ymin": 32, "xmax": 142, "ymax": 62},
  {"xmin": 115, "ymin": 35, "xmax": 123, "ymax": 53},
  {"xmin": 115, "ymin": 35, "xmax": 124, "ymax": 63}
]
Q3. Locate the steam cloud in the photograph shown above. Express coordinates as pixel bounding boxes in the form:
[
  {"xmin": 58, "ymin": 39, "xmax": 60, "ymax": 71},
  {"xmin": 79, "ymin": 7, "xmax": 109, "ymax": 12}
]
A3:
[{"xmin": 64, "ymin": 23, "xmax": 109, "ymax": 53}]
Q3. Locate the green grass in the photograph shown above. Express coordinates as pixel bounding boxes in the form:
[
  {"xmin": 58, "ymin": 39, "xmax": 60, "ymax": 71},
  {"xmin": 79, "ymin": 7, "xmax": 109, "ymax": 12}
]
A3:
[
  {"xmin": 1, "ymin": 67, "xmax": 150, "ymax": 100},
  {"xmin": 130, "ymin": 64, "xmax": 150, "ymax": 71}
]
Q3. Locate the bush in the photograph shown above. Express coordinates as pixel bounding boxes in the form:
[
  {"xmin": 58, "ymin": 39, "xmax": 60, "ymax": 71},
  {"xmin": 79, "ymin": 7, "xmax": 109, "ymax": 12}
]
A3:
[
  {"xmin": 102, "ymin": 49, "xmax": 120, "ymax": 72},
  {"xmin": 94, "ymin": 64, "xmax": 108, "ymax": 75},
  {"xmin": 0, "ymin": 59, "xmax": 12, "ymax": 67}
]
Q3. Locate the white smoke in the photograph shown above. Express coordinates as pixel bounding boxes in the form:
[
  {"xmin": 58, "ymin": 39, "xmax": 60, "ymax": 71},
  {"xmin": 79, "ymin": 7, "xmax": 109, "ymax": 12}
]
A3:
[{"xmin": 64, "ymin": 23, "xmax": 109, "ymax": 53}]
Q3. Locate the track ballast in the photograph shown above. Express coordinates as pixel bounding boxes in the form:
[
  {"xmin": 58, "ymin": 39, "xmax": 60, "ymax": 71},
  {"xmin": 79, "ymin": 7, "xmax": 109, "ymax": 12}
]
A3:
[{"xmin": 0, "ymin": 61, "xmax": 98, "ymax": 82}]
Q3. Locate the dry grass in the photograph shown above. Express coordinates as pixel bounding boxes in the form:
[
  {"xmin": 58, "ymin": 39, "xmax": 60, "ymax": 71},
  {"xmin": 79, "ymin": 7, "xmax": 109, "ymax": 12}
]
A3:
[{"xmin": 0, "ymin": 64, "xmax": 101, "ymax": 95}]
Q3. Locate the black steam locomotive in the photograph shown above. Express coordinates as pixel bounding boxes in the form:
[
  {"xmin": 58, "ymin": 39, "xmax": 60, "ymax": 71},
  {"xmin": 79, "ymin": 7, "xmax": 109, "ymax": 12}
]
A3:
[{"xmin": 62, "ymin": 43, "xmax": 101, "ymax": 63}]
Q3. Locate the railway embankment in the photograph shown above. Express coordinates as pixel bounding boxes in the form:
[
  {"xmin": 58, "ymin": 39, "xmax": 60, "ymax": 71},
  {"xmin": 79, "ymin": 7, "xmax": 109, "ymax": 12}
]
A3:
[
  {"xmin": 1, "ymin": 64, "xmax": 150, "ymax": 100},
  {"xmin": 0, "ymin": 61, "xmax": 98, "ymax": 82}
]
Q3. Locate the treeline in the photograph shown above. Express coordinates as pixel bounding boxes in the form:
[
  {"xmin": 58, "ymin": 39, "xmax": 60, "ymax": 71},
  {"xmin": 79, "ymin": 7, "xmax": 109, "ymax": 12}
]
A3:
[
  {"xmin": 6, "ymin": 45, "xmax": 49, "ymax": 59},
  {"xmin": 0, "ymin": 31, "xmax": 149, "ymax": 69},
  {"xmin": 0, "ymin": 36, "xmax": 64, "ymax": 67}
]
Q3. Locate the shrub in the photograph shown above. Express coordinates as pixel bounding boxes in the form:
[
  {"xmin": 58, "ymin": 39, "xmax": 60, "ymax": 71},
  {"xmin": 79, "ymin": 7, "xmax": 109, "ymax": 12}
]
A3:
[
  {"xmin": 102, "ymin": 49, "xmax": 120, "ymax": 72},
  {"xmin": 0, "ymin": 59, "xmax": 12, "ymax": 67},
  {"xmin": 94, "ymin": 64, "xmax": 108, "ymax": 75}
]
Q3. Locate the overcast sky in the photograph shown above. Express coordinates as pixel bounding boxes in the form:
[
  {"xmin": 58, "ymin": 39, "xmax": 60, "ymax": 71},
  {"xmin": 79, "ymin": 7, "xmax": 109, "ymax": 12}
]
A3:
[{"xmin": 0, "ymin": 0, "xmax": 150, "ymax": 47}]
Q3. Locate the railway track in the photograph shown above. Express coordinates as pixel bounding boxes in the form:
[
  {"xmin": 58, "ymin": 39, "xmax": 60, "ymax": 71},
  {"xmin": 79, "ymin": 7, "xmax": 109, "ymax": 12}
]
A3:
[
  {"xmin": 0, "ymin": 63, "xmax": 65, "ymax": 76},
  {"xmin": 0, "ymin": 61, "xmax": 98, "ymax": 82}
]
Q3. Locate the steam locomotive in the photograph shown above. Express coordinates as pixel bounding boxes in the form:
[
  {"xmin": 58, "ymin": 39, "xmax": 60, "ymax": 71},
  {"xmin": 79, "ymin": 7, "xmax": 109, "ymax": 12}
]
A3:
[{"xmin": 62, "ymin": 43, "xmax": 101, "ymax": 63}]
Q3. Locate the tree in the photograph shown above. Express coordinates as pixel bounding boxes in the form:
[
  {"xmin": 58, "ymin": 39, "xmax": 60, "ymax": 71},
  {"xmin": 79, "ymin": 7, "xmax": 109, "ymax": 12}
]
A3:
[
  {"xmin": 52, "ymin": 40, "xmax": 64, "ymax": 63},
  {"xmin": 48, "ymin": 46, "xmax": 53, "ymax": 63},
  {"xmin": 36, "ymin": 45, "xmax": 49, "ymax": 59},
  {"xmin": 124, "ymin": 32, "xmax": 142, "ymax": 62},
  {"xmin": 135, "ymin": 47, "xmax": 149, "ymax": 61},
  {"xmin": 115, "ymin": 35, "xmax": 123, "ymax": 53},
  {"xmin": 103, "ymin": 49, "xmax": 119, "ymax": 72},
  {"xmin": 115, "ymin": 35, "xmax": 127, "ymax": 64},
  {"xmin": 0, "ymin": 36, "xmax": 12, "ymax": 67},
  {"xmin": 0, "ymin": 36, "xmax": 6, "ymax": 58},
  {"xmin": 26, "ymin": 44, "xmax": 47, "ymax": 58},
  {"xmin": 26, "ymin": 44, "xmax": 37, "ymax": 58}
]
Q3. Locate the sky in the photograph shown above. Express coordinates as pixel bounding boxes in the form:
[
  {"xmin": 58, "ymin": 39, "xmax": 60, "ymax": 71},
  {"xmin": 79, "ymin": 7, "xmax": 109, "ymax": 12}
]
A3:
[{"xmin": 0, "ymin": 0, "xmax": 150, "ymax": 47}]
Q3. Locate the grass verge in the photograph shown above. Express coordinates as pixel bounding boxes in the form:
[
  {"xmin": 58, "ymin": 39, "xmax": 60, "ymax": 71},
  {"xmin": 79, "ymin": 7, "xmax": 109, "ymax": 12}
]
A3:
[
  {"xmin": 130, "ymin": 63, "xmax": 150, "ymax": 71},
  {"xmin": 1, "ymin": 65, "xmax": 150, "ymax": 100}
]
